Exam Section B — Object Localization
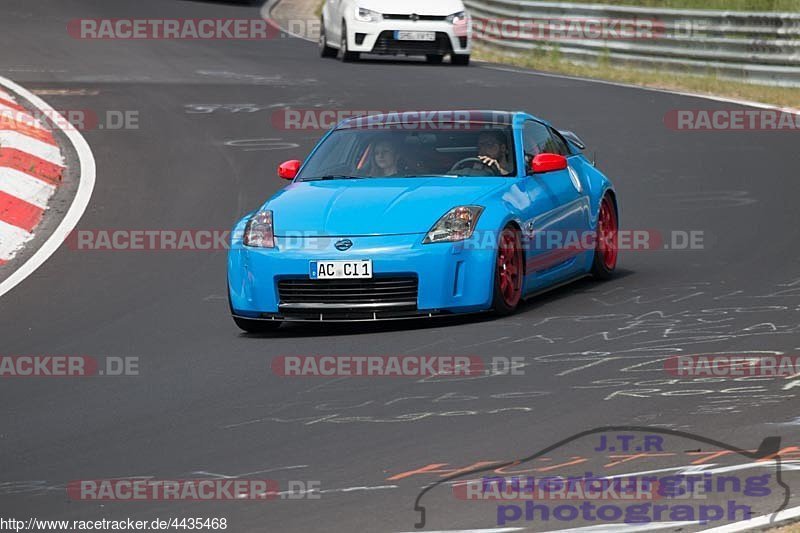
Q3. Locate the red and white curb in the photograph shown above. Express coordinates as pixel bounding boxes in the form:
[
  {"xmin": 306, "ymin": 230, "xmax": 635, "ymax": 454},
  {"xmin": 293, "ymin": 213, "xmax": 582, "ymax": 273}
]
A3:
[
  {"xmin": 0, "ymin": 77, "xmax": 95, "ymax": 299},
  {"xmin": 0, "ymin": 87, "xmax": 64, "ymax": 264}
]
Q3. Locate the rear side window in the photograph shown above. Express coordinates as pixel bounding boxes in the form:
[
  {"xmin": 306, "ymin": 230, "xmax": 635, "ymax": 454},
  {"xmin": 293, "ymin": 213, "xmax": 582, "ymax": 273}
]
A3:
[
  {"xmin": 522, "ymin": 120, "xmax": 552, "ymax": 159},
  {"xmin": 522, "ymin": 120, "xmax": 570, "ymax": 171},
  {"xmin": 548, "ymin": 127, "xmax": 571, "ymax": 156}
]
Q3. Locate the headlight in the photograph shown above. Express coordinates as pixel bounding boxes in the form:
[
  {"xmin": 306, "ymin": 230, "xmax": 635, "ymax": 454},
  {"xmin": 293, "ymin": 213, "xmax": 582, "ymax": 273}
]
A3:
[
  {"xmin": 355, "ymin": 6, "xmax": 382, "ymax": 22},
  {"xmin": 446, "ymin": 11, "xmax": 468, "ymax": 24},
  {"xmin": 243, "ymin": 210, "xmax": 275, "ymax": 248},
  {"xmin": 423, "ymin": 206, "xmax": 484, "ymax": 244}
]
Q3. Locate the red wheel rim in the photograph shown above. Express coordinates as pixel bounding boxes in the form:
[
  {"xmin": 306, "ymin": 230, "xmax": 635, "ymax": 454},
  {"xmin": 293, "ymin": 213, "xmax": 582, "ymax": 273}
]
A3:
[
  {"xmin": 597, "ymin": 196, "xmax": 618, "ymax": 270},
  {"xmin": 497, "ymin": 230, "xmax": 522, "ymax": 307}
]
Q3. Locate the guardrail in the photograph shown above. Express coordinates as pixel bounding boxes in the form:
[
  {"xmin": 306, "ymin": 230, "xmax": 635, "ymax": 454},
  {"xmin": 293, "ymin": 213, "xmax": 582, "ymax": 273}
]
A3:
[{"xmin": 464, "ymin": 0, "xmax": 800, "ymax": 86}]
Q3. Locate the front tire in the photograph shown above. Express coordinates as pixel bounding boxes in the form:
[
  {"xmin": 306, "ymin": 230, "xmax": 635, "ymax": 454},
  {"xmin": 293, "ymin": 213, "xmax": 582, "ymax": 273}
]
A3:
[
  {"xmin": 590, "ymin": 194, "xmax": 618, "ymax": 280},
  {"xmin": 319, "ymin": 17, "xmax": 337, "ymax": 58},
  {"xmin": 492, "ymin": 225, "xmax": 524, "ymax": 316},
  {"xmin": 233, "ymin": 316, "xmax": 282, "ymax": 334},
  {"xmin": 340, "ymin": 22, "xmax": 360, "ymax": 62}
]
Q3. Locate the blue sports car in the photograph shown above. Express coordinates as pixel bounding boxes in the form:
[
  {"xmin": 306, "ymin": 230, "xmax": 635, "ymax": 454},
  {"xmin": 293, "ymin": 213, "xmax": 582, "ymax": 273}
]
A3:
[{"xmin": 227, "ymin": 111, "xmax": 618, "ymax": 332}]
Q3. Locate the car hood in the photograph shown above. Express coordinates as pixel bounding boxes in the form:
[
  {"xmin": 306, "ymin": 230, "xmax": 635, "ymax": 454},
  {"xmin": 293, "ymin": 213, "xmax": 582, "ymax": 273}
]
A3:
[
  {"xmin": 266, "ymin": 177, "xmax": 508, "ymax": 236},
  {"xmin": 359, "ymin": 0, "xmax": 464, "ymax": 16}
]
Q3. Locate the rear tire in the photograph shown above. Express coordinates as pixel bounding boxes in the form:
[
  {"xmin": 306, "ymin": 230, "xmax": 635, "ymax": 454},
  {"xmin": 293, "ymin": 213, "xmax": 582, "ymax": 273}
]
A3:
[
  {"xmin": 319, "ymin": 17, "xmax": 337, "ymax": 58},
  {"xmin": 426, "ymin": 54, "xmax": 444, "ymax": 64},
  {"xmin": 492, "ymin": 225, "xmax": 524, "ymax": 316},
  {"xmin": 590, "ymin": 194, "xmax": 618, "ymax": 280},
  {"xmin": 233, "ymin": 316, "xmax": 282, "ymax": 334},
  {"xmin": 340, "ymin": 22, "xmax": 360, "ymax": 62},
  {"xmin": 452, "ymin": 53, "xmax": 470, "ymax": 66}
]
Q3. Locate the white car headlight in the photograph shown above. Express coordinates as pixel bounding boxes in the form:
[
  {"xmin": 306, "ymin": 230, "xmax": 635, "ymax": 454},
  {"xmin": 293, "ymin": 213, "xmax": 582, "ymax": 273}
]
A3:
[
  {"xmin": 243, "ymin": 210, "xmax": 275, "ymax": 248},
  {"xmin": 355, "ymin": 6, "xmax": 382, "ymax": 22},
  {"xmin": 446, "ymin": 11, "xmax": 468, "ymax": 25},
  {"xmin": 423, "ymin": 206, "xmax": 484, "ymax": 244}
]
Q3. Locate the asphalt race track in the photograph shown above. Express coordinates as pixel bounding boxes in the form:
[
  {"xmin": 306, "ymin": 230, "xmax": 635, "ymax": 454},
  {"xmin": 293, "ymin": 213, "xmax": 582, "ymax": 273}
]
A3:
[{"xmin": 1, "ymin": 0, "xmax": 800, "ymax": 531}]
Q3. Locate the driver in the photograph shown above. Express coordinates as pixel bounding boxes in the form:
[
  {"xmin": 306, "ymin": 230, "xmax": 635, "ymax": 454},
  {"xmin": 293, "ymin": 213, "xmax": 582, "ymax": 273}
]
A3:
[{"xmin": 476, "ymin": 130, "xmax": 512, "ymax": 176}]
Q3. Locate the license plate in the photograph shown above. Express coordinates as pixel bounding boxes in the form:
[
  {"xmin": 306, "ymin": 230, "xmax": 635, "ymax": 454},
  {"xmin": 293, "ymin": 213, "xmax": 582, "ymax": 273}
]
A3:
[
  {"xmin": 310, "ymin": 260, "xmax": 373, "ymax": 279},
  {"xmin": 394, "ymin": 31, "xmax": 436, "ymax": 41}
]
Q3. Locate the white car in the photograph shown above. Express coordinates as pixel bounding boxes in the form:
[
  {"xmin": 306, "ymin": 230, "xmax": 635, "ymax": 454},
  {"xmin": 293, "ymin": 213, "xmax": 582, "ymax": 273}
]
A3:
[{"xmin": 319, "ymin": 0, "xmax": 471, "ymax": 65}]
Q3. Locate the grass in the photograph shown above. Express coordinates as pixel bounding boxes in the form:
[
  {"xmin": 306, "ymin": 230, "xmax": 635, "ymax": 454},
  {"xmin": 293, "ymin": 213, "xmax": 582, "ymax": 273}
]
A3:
[
  {"xmin": 539, "ymin": 0, "xmax": 800, "ymax": 10},
  {"xmin": 772, "ymin": 524, "xmax": 800, "ymax": 532},
  {"xmin": 473, "ymin": 44, "xmax": 800, "ymax": 109}
]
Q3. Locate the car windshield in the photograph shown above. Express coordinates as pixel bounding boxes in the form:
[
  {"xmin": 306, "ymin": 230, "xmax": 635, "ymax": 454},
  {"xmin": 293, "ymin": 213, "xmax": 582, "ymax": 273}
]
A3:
[{"xmin": 296, "ymin": 123, "xmax": 517, "ymax": 180}]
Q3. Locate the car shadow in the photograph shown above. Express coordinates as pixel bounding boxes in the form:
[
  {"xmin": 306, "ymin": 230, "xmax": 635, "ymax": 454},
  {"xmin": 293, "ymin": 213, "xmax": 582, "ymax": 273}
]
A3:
[
  {"xmin": 236, "ymin": 268, "xmax": 636, "ymax": 338},
  {"xmin": 515, "ymin": 267, "xmax": 635, "ymax": 317},
  {"xmin": 323, "ymin": 55, "xmax": 465, "ymax": 67}
]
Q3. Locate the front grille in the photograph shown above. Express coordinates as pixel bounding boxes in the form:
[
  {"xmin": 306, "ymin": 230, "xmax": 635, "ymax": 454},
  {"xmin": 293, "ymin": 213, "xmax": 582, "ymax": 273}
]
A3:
[
  {"xmin": 371, "ymin": 31, "xmax": 453, "ymax": 56},
  {"xmin": 383, "ymin": 14, "xmax": 447, "ymax": 21},
  {"xmin": 278, "ymin": 276, "xmax": 418, "ymax": 312}
]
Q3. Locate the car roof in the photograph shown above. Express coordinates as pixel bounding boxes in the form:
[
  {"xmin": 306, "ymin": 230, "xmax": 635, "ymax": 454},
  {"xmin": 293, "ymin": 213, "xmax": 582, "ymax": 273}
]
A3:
[{"xmin": 335, "ymin": 110, "xmax": 546, "ymax": 130}]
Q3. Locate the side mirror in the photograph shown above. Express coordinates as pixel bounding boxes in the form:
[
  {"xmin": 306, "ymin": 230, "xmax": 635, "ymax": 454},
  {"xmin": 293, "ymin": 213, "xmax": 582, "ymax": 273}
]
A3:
[
  {"xmin": 278, "ymin": 160, "xmax": 301, "ymax": 180},
  {"xmin": 531, "ymin": 153, "xmax": 568, "ymax": 174}
]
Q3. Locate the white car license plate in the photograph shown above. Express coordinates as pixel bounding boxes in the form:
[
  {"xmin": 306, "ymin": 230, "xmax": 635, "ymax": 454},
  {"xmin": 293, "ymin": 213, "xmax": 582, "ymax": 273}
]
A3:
[
  {"xmin": 394, "ymin": 31, "xmax": 436, "ymax": 41},
  {"xmin": 310, "ymin": 260, "xmax": 373, "ymax": 279}
]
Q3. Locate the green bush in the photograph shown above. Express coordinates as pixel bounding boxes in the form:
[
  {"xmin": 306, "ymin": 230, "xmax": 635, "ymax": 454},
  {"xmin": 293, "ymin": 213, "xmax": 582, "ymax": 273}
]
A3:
[{"xmin": 540, "ymin": 0, "xmax": 800, "ymax": 11}]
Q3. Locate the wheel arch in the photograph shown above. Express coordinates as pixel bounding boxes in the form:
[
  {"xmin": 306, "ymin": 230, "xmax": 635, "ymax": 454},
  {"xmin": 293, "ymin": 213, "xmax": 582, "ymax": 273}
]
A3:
[
  {"xmin": 502, "ymin": 219, "xmax": 526, "ymax": 277},
  {"xmin": 591, "ymin": 185, "xmax": 618, "ymax": 232},
  {"xmin": 604, "ymin": 188, "xmax": 619, "ymax": 225}
]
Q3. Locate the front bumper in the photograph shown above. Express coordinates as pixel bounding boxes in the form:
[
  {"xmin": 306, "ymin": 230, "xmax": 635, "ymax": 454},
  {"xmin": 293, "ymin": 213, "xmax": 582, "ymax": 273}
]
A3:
[
  {"xmin": 228, "ymin": 233, "xmax": 495, "ymax": 321},
  {"xmin": 347, "ymin": 18, "xmax": 470, "ymax": 56}
]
